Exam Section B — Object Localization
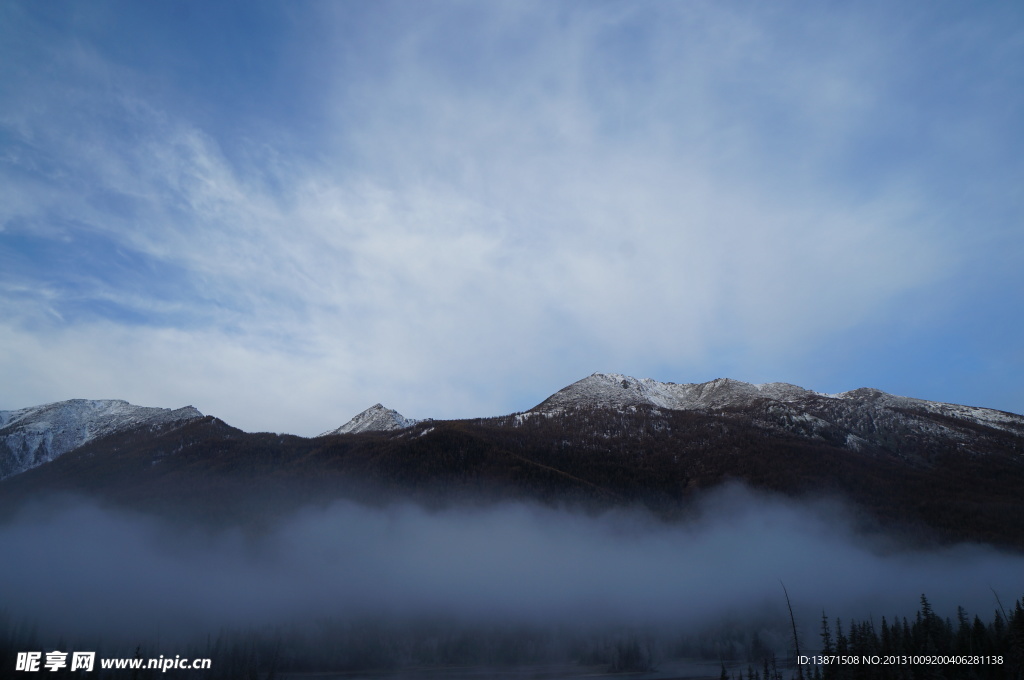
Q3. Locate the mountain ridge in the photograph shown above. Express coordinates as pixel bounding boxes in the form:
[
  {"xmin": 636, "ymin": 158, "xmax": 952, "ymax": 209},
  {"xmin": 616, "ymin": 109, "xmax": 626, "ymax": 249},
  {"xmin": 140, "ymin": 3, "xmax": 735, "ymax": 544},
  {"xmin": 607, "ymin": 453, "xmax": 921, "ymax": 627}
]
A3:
[
  {"xmin": 323, "ymin": 372, "xmax": 1024, "ymax": 441},
  {"xmin": 535, "ymin": 373, "xmax": 1024, "ymax": 426},
  {"xmin": 3, "ymin": 373, "xmax": 1022, "ymax": 490}
]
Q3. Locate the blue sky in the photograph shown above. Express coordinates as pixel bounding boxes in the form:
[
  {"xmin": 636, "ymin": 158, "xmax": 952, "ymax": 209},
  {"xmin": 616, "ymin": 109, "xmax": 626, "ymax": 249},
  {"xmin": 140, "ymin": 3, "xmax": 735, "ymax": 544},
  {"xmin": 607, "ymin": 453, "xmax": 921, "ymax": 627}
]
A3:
[{"xmin": 2, "ymin": 1, "xmax": 1022, "ymax": 435}]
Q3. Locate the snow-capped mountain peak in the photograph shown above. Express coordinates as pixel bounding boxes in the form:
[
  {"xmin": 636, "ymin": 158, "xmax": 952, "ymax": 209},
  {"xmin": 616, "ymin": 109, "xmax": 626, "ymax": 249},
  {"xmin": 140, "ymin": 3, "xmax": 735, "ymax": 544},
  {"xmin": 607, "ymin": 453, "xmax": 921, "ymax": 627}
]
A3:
[
  {"xmin": 530, "ymin": 372, "xmax": 1024, "ymax": 438},
  {"xmin": 533, "ymin": 372, "xmax": 818, "ymax": 413},
  {"xmin": 319, "ymin": 404, "xmax": 420, "ymax": 436},
  {"xmin": 0, "ymin": 399, "xmax": 204, "ymax": 480}
]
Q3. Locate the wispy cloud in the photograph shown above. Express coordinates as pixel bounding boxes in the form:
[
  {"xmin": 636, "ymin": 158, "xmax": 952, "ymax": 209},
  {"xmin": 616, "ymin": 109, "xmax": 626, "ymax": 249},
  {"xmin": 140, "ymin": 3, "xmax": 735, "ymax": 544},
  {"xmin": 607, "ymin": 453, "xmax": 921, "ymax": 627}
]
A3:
[{"xmin": 1, "ymin": 1, "xmax": 1021, "ymax": 433}]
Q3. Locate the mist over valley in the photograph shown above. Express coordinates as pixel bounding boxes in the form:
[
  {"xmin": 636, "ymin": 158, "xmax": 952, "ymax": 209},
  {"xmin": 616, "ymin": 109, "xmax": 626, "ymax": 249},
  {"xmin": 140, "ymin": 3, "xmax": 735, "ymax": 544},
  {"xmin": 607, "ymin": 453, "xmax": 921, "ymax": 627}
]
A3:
[{"xmin": 2, "ymin": 376, "xmax": 1023, "ymax": 677}]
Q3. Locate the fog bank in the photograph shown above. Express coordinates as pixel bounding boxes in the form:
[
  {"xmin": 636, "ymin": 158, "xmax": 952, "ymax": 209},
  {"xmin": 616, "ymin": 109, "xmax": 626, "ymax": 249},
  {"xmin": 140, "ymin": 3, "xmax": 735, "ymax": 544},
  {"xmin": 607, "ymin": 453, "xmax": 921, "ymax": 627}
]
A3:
[{"xmin": 1, "ymin": 485, "xmax": 1021, "ymax": 642}]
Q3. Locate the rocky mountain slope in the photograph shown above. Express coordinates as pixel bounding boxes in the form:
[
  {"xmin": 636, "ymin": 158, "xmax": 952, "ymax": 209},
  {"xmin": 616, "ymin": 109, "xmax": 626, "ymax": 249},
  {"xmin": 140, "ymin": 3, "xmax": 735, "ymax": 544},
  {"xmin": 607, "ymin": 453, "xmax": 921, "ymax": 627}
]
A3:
[{"xmin": 0, "ymin": 399, "xmax": 203, "ymax": 480}]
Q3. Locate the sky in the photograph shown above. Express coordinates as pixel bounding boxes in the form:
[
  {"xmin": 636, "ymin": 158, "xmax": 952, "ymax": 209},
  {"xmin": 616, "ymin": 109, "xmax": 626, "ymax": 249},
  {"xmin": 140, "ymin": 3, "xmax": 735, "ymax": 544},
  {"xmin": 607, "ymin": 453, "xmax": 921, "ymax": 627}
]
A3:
[{"xmin": 1, "ymin": 1, "xmax": 1022, "ymax": 437}]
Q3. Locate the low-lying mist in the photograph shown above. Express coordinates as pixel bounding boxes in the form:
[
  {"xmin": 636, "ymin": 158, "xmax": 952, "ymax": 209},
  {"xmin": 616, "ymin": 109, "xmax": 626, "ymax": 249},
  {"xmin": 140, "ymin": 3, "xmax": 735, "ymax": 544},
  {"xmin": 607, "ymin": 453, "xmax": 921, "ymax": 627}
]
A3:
[{"xmin": 1, "ymin": 484, "xmax": 1021, "ymax": 646}]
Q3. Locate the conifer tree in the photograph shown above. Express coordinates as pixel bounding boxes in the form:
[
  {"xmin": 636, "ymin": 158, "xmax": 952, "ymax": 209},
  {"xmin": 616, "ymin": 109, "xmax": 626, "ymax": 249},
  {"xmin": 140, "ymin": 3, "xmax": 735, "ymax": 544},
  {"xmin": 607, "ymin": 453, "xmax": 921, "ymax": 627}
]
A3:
[
  {"xmin": 880, "ymin": 617, "xmax": 892, "ymax": 656},
  {"xmin": 821, "ymin": 614, "xmax": 835, "ymax": 656}
]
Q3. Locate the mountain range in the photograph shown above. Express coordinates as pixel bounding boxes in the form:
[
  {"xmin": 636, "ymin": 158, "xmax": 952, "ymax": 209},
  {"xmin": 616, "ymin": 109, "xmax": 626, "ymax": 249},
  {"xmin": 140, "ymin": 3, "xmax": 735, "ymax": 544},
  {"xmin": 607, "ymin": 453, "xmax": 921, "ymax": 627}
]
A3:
[{"xmin": 2, "ymin": 373, "xmax": 1023, "ymax": 547}]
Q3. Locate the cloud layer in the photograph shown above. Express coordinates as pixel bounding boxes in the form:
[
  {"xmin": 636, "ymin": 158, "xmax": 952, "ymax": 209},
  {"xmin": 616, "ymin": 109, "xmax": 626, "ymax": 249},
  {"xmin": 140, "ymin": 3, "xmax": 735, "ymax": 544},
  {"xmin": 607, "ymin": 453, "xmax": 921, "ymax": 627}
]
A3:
[{"xmin": 1, "ymin": 2, "xmax": 1022, "ymax": 433}]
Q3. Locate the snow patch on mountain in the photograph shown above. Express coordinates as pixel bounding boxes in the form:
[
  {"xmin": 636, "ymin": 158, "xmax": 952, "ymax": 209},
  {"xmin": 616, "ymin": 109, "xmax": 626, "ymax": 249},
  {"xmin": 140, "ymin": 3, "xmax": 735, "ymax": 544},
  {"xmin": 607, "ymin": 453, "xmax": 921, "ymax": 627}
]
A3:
[
  {"xmin": 0, "ymin": 399, "xmax": 204, "ymax": 480},
  {"xmin": 319, "ymin": 404, "xmax": 421, "ymax": 436}
]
